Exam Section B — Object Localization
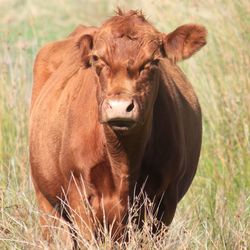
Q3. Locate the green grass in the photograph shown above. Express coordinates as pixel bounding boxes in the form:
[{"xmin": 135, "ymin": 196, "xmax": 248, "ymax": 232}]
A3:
[{"xmin": 0, "ymin": 0, "xmax": 249, "ymax": 249}]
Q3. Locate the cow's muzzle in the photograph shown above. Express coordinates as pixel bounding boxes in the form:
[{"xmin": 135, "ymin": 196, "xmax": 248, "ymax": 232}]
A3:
[{"xmin": 101, "ymin": 97, "xmax": 139, "ymax": 131}]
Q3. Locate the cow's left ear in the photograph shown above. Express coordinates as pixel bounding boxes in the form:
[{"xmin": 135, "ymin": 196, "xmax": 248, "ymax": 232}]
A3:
[
  {"xmin": 163, "ymin": 24, "xmax": 207, "ymax": 62},
  {"xmin": 77, "ymin": 34, "xmax": 94, "ymax": 67}
]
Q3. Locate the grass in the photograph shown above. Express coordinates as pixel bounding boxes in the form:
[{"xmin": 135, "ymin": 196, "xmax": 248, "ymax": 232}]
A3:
[{"xmin": 0, "ymin": 0, "xmax": 249, "ymax": 249}]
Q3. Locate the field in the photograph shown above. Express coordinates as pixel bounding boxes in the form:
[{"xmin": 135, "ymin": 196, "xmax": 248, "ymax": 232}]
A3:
[{"xmin": 0, "ymin": 0, "xmax": 249, "ymax": 249}]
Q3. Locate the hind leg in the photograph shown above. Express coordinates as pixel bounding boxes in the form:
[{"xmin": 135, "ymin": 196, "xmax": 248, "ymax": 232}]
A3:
[{"xmin": 157, "ymin": 184, "xmax": 178, "ymax": 226}]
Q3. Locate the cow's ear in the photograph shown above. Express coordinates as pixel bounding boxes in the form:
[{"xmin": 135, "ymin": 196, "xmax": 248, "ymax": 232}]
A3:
[
  {"xmin": 77, "ymin": 34, "xmax": 94, "ymax": 67},
  {"xmin": 163, "ymin": 24, "xmax": 207, "ymax": 62}
]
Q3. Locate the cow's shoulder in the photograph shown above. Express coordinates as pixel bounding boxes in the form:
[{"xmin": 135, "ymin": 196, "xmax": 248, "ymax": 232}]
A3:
[
  {"xmin": 31, "ymin": 38, "xmax": 72, "ymax": 109},
  {"xmin": 31, "ymin": 25, "xmax": 97, "ymax": 109}
]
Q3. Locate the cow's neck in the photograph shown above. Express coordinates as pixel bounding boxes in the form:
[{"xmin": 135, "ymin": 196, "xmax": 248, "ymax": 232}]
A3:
[{"xmin": 103, "ymin": 119, "xmax": 152, "ymax": 196}]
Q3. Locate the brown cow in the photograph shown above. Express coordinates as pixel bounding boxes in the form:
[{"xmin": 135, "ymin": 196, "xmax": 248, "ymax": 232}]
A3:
[{"xmin": 29, "ymin": 9, "xmax": 206, "ymax": 245}]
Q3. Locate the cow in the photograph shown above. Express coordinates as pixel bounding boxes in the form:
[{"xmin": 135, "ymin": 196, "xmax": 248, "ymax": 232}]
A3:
[{"xmin": 29, "ymin": 9, "xmax": 206, "ymax": 245}]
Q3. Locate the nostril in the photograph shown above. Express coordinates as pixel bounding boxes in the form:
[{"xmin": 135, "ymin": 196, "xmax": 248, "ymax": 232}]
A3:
[
  {"xmin": 126, "ymin": 101, "xmax": 134, "ymax": 112},
  {"xmin": 105, "ymin": 102, "xmax": 112, "ymax": 110}
]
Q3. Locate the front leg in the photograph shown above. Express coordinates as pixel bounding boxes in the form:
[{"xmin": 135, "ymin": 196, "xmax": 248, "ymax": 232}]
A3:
[
  {"xmin": 34, "ymin": 188, "xmax": 73, "ymax": 248},
  {"xmin": 65, "ymin": 176, "xmax": 97, "ymax": 243}
]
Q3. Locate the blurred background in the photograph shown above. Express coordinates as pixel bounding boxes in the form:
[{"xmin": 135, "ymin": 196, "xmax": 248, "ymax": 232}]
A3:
[{"xmin": 0, "ymin": 0, "xmax": 249, "ymax": 249}]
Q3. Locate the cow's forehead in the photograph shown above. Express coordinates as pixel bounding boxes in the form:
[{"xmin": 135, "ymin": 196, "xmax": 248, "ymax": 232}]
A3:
[
  {"xmin": 93, "ymin": 31, "xmax": 161, "ymax": 69},
  {"xmin": 92, "ymin": 12, "xmax": 162, "ymax": 68}
]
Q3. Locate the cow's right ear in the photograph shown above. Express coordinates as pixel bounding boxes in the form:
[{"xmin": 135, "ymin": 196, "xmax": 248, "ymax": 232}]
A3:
[{"xmin": 77, "ymin": 34, "xmax": 94, "ymax": 67}]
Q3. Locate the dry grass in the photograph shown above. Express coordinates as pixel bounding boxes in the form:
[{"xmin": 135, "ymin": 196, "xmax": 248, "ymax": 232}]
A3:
[{"xmin": 0, "ymin": 0, "xmax": 249, "ymax": 249}]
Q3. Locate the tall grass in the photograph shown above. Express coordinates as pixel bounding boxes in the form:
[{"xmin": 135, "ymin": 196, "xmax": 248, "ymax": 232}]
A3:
[{"xmin": 0, "ymin": 0, "xmax": 249, "ymax": 249}]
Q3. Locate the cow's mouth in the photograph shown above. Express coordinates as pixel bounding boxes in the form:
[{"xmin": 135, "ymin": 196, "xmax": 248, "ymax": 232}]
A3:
[{"xmin": 107, "ymin": 118, "xmax": 136, "ymax": 131}]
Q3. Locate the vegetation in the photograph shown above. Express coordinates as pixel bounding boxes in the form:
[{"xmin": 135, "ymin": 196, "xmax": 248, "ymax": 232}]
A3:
[{"xmin": 0, "ymin": 0, "xmax": 249, "ymax": 249}]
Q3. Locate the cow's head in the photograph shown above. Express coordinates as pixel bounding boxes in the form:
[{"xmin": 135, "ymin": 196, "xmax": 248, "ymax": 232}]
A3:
[{"xmin": 79, "ymin": 10, "xmax": 207, "ymax": 132}]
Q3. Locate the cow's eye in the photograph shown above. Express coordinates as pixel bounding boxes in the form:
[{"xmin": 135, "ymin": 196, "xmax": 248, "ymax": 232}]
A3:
[
  {"xmin": 95, "ymin": 63, "xmax": 111, "ymax": 77},
  {"xmin": 95, "ymin": 64, "xmax": 104, "ymax": 76},
  {"xmin": 139, "ymin": 63, "xmax": 150, "ymax": 73},
  {"xmin": 139, "ymin": 59, "xmax": 159, "ymax": 75},
  {"xmin": 91, "ymin": 54, "xmax": 99, "ymax": 65},
  {"xmin": 151, "ymin": 59, "xmax": 160, "ymax": 66},
  {"xmin": 91, "ymin": 56, "xmax": 105, "ymax": 76},
  {"xmin": 140, "ymin": 59, "xmax": 160, "ymax": 71}
]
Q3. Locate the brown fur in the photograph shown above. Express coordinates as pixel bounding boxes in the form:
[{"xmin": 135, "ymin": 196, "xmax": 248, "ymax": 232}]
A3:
[{"xmin": 29, "ymin": 10, "xmax": 207, "ymax": 244}]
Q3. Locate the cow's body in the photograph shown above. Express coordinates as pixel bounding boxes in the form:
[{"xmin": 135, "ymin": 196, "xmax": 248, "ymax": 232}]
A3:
[{"xmin": 29, "ymin": 10, "xmax": 206, "ymax": 243}]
